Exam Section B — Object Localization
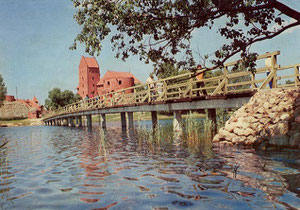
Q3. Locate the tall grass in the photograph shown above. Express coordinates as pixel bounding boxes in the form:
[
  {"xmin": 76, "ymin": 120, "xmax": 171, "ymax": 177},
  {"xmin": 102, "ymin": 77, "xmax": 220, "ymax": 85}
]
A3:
[
  {"xmin": 135, "ymin": 112, "xmax": 219, "ymax": 154},
  {"xmin": 182, "ymin": 112, "xmax": 213, "ymax": 152}
]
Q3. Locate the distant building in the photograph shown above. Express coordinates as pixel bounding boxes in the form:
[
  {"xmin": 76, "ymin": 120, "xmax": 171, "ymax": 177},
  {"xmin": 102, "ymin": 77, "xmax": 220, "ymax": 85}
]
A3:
[
  {"xmin": 5, "ymin": 95, "xmax": 15, "ymax": 102},
  {"xmin": 77, "ymin": 56, "xmax": 100, "ymax": 98},
  {"xmin": 2, "ymin": 95, "xmax": 43, "ymax": 119},
  {"xmin": 77, "ymin": 56, "xmax": 141, "ymax": 98},
  {"xmin": 97, "ymin": 71, "xmax": 141, "ymax": 95}
]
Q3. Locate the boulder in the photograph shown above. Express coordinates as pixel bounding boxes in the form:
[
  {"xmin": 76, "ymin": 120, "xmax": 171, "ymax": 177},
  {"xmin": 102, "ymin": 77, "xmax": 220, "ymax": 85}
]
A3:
[
  {"xmin": 289, "ymin": 133, "xmax": 300, "ymax": 148},
  {"xmin": 213, "ymin": 88, "xmax": 300, "ymax": 149}
]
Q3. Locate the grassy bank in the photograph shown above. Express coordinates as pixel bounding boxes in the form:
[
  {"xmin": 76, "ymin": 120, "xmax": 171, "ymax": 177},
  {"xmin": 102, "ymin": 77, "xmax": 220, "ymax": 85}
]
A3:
[{"xmin": 0, "ymin": 118, "xmax": 43, "ymax": 127}]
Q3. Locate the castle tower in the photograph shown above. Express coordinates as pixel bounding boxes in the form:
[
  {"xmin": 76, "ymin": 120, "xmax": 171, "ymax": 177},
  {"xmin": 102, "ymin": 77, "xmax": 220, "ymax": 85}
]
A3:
[{"xmin": 77, "ymin": 56, "xmax": 100, "ymax": 98}]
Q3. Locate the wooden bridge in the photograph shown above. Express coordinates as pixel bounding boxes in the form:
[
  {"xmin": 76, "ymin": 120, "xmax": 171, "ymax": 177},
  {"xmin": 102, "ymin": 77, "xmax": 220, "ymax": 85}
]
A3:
[{"xmin": 43, "ymin": 51, "xmax": 300, "ymax": 135}]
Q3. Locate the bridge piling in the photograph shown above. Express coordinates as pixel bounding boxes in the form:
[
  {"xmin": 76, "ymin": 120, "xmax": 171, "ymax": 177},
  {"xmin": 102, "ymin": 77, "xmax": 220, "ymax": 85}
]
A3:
[
  {"xmin": 75, "ymin": 116, "xmax": 82, "ymax": 127},
  {"xmin": 151, "ymin": 111, "xmax": 158, "ymax": 131},
  {"xmin": 86, "ymin": 115, "xmax": 92, "ymax": 128},
  {"xmin": 127, "ymin": 112, "xmax": 134, "ymax": 130},
  {"xmin": 68, "ymin": 117, "xmax": 74, "ymax": 127},
  {"xmin": 207, "ymin": 108, "xmax": 217, "ymax": 136},
  {"xmin": 99, "ymin": 114, "xmax": 106, "ymax": 129},
  {"xmin": 121, "ymin": 112, "xmax": 126, "ymax": 129},
  {"xmin": 173, "ymin": 111, "xmax": 183, "ymax": 134}
]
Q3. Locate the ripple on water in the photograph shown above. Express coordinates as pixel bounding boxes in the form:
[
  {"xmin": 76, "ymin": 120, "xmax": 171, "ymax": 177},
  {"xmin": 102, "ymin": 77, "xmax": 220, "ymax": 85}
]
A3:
[{"xmin": 0, "ymin": 126, "xmax": 299, "ymax": 209}]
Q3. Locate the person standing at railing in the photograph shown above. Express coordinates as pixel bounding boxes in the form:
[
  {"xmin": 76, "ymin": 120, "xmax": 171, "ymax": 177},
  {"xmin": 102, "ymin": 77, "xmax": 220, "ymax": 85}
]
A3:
[
  {"xmin": 146, "ymin": 73, "xmax": 156, "ymax": 101},
  {"xmin": 265, "ymin": 53, "xmax": 275, "ymax": 89},
  {"xmin": 156, "ymin": 76, "xmax": 164, "ymax": 99},
  {"xmin": 85, "ymin": 94, "xmax": 89, "ymax": 100},
  {"xmin": 196, "ymin": 64, "xmax": 207, "ymax": 96}
]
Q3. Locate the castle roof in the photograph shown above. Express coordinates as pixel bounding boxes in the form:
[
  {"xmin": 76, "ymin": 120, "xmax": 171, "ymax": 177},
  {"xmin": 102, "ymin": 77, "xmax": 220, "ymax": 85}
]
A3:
[
  {"xmin": 97, "ymin": 71, "xmax": 141, "ymax": 85},
  {"xmin": 82, "ymin": 56, "xmax": 99, "ymax": 68}
]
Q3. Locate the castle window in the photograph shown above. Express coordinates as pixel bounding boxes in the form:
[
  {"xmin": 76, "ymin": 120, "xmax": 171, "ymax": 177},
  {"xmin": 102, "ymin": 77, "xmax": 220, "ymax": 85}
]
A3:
[
  {"xmin": 118, "ymin": 80, "xmax": 122, "ymax": 85},
  {"xmin": 92, "ymin": 77, "xmax": 94, "ymax": 80},
  {"xmin": 107, "ymin": 81, "xmax": 110, "ymax": 86},
  {"xmin": 93, "ymin": 84, "xmax": 95, "ymax": 87}
]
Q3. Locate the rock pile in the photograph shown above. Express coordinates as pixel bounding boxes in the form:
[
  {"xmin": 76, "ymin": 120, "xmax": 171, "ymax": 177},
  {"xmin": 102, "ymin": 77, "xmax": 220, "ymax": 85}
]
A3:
[{"xmin": 213, "ymin": 88, "xmax": 300, "ymax": 149}]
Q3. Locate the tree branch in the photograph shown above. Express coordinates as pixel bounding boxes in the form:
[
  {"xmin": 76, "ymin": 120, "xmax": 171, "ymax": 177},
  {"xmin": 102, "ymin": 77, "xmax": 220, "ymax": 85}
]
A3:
[
  {"xmin": 272, "ymin": 0, "xmax": 300, "ymax": 21},
  {"xmin": 205, "ymin": 21, "xmax": 300, "ymax": 71}
]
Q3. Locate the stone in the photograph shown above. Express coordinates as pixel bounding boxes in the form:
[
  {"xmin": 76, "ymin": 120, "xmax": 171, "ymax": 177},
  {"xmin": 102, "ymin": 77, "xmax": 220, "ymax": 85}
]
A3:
[
  {"xmin": 263, "ymin": 102, "xmax": 270, "ymax": 110},
  {"xmin": 213, "ymin": 87, "xmax": 300, "ymax": 149},
  {"xmin": 289, "ymin": 133, "xmax": 300, "ymax": 147},
  {"xmin": 236, "ymin": 120, "xmax": 249, "ymax": 129},
  {"xmin": 269, "ymin": 135, "xmax": 290, "ymax": 147},
  {"xmin": 213, "ymin": 134, "xmax": 221, "ymax": 142},
  {"xmin": 243, "ymin": 128, "xmax": 255, "ymax": 136},
  {"xmin": 219, "ymin": 128, "xmax": 232, "ymax": 138},
  {"xmin": 233, "ymin": 127, "xmax": 244, "ymax": 136},
  {"xmin": 269, "ymin": 98, "xmax": 276, "ymax": 105},
  {"xmin": 295, "ymin": 116, "xmax": 300, "ymax": 124},
  {"xmin": 280, "ymin": 113, "xmax": 290, "ymax": 121},
  {"xmin": 225, "ymin": 122, "xmax": 236, "ymax": 132}
]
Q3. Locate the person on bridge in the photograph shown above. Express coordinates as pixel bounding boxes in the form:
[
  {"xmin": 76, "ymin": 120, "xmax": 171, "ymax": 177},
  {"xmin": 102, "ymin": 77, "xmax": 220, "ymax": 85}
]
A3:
[
  {"xmin": 196, "ymin": 64, "xmax": 207, "ymax": 96},
  {"xmin": 85, "ymin": 94, "xmax": 89, "ymax": 100},
  {"xmin": 147, "ymin": 73, "xmax": 156, "ymax": 101}
]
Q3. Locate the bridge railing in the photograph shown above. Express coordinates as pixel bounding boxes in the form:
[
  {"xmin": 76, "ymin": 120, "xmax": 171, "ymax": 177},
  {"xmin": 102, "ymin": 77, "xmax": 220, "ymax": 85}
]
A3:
[{"xmin": 43, "ymin": 51, "xmax": 300, "ymax": 120}]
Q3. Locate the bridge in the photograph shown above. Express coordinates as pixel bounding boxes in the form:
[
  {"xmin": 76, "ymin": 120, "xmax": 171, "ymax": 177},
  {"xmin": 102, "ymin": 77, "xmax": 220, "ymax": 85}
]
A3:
[{"xmin": 43, "ymin": 51, "xmax": 300, "ymax": 135}]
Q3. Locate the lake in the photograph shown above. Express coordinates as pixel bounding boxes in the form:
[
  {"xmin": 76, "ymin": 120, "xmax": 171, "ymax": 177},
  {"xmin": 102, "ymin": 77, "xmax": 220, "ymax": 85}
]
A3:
[{"xmin": 0, "ymin": 124, "xmax": 299, "ymax": 209}]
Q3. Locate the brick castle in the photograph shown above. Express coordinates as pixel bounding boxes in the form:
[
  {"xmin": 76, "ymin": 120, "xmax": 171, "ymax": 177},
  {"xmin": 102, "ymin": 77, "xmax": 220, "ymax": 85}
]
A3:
[{"xmin": 77, "ymin": 56, "xmax": 140, "ymax": 98}]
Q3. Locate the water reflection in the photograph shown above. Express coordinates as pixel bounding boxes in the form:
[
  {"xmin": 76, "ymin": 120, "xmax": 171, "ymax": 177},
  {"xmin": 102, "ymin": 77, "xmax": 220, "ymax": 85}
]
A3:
[{"xmin": 0, "ymin": 125, "xmax": 299, "ymax": 209}]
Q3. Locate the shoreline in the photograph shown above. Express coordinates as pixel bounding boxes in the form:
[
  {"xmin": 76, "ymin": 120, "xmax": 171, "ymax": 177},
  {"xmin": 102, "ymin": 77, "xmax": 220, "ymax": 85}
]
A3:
[{"xmin": 0, "ymin": 118, "xmax": 43, "ymax": 127}]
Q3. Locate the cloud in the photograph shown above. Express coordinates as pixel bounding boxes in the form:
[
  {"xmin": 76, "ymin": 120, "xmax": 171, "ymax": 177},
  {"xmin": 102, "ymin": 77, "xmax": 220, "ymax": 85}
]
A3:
[{"xmin": 271, "ymin": 18, "xmax": 300, "ymax": 34}]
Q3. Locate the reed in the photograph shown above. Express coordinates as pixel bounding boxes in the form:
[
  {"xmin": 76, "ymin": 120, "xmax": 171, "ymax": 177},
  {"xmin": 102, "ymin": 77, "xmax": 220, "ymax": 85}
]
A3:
[
  {"xmin": 182, "ymin": 112, "xmax": 213, "ymax": 153},
  {"xmin": 135, "ymin": 112, "xmax": 216, "ymax": 154}
]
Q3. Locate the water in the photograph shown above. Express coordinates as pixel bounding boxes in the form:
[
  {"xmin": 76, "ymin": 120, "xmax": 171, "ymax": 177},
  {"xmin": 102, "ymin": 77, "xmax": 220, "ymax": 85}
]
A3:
[{"xmin": 0, "ymin": 125, "xmax": 299, "ymax": 209}]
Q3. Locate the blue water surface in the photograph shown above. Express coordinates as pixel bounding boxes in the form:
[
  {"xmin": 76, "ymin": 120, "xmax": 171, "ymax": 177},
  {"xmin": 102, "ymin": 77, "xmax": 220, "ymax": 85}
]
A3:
[{"xmin": 0, "ymin": 124, "xmax": 299, "ymax": 209}]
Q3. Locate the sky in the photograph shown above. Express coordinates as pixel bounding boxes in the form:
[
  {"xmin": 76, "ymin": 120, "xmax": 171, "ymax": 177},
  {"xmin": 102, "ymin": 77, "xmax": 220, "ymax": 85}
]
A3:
[{"xmin": 0, "ymin": 0, "xmax": 299, "ymax": 105}]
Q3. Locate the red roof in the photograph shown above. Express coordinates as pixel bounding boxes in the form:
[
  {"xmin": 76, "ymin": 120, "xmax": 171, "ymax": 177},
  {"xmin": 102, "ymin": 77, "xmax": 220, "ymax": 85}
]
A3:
[
  {"xmin": 83, "ymin": 56, "xmax": 99, "ymax": 68},
  {"xmin": 98, "ymin": 71, "xmax": 141, "ymax": 84},
  {"xmin": 32, "ymin": 96, "xmax": 38, "ymax": 102}
]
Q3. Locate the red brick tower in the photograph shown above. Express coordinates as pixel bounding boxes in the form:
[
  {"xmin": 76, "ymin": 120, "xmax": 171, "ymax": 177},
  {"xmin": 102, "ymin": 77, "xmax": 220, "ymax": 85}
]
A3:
[{"xmin": 77, "ymin": 56, "xmax": 100, "ymax": 98}]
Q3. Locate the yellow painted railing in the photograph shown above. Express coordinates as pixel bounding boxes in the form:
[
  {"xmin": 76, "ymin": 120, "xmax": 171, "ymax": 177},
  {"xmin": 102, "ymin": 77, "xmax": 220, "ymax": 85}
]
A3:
[{"xmin": 43, "ymin": 51, "xmax": 300, "ymax": 120}]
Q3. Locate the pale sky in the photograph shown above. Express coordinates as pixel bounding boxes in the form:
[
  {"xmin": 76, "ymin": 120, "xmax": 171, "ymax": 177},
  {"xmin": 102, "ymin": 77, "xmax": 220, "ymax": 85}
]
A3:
[{"xmin": 0, "ymin": 0, "xmax": 299, "ymax": 105}]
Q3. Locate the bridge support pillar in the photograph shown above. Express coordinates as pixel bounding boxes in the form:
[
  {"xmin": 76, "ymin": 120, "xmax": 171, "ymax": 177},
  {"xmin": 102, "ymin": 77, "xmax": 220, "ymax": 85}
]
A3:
[
  {"xmin": 86, "ymin": 115, "xmax": 92, "ymax": 128},
  {"xmin": 207, "ymin": 108, "xmax": 217, "ymax": 137},
  {"xmin": 65, "ymin": 118, "xmax": 69, "ymax": 126},
  {"xmin": 76, "ymin": 116, "xmax": 82, "ymax": 127},
  {"xmin": 58, "ymin": 119, "xmax": 62, "ymax": 126},
  {"xmin": 51, "ymin": 120, "xmax": 54, "ymax": 126},
  {"xmin": 127, "ymin": 112, "xmax": 134, "ymax": 130},
  {"xmin": 151, "ymin": 111, "xmax": 158, "ymax": 131},
  {"xmin": 68, "ymin": 117, "xmax": 74, "ymax": 127},
  {"xmin": 100, "ymin": 114, "xmax": 106, "ymax": 130},
  {"xmin": 121, "ymin": 112, "xmax": 126, "ymax": 129},
  {"xmin": 173, "ymin": 111, "xmax": 183, "ymax": 133},
  {"xmin": 54, "ymin": 119, "xmax": 58, "ymax": 126}
]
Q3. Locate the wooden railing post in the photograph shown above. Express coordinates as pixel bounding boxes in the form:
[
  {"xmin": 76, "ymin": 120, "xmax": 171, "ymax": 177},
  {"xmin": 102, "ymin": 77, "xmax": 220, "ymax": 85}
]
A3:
[
  {"xmin": 271, "ymin": 54, "xmax": 277, "ymax": 88},
  {"xmin": 223, "ymin": 66, "xmax": 228, "ymax": 94},
  {"xmin": 295, "ymin": 65, "xmax": 299, "ymax": 87},
  {"xmin": 148, "ymin": 84, "xmax": 151, "ymax": 103},
  {"xmin": 163, "ymin": 81, "xmax": 167, "ymax": 101},
  {"xmin": 189, "ymin": 72, "xmax": 193, "ymax": 98}
]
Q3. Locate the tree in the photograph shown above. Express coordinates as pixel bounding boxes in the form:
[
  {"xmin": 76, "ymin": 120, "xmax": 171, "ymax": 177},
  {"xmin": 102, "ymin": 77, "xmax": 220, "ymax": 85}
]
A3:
[
  {"xmin": 0, "ymin": 74, "xmax": 7, "ymax": 107},
  {"xmin": 155, "ymin": 62, "xmax": 180, "ymax": 79},
  {"xmin": 71, "ymin": 0, "xmax": 300, "ymax": 71},
  {"xmin": 45, "ymin": 88, "xmax": 81, "ymax": 110}
]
